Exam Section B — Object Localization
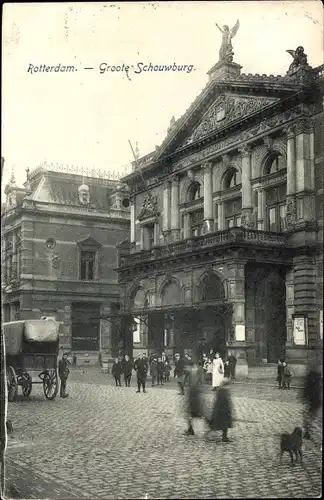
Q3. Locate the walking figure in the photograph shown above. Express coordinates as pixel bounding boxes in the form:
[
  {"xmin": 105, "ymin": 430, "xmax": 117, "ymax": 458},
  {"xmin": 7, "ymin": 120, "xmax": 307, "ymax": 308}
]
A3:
[
  {"xmin": 206, "ymin": 378, "xmax": 233, "ymax": 442},
  {"xmin": 58, "ymin": 352, "xmax": 70, "ymax": 398},
  {"xmin": 112, "ymin": 357, "xmax": 122, "ymax": 387},
  {"xmin": 184, "ymin": 359, "xmax": 204, "ymax": 436},
  {"xmin": 122, "ymin": 354, "xmax": 133, "ymax": 387},
  {"xmin": 134, "ymin": 353, "xmax": 148, "ymax": 393},
  {"xmin": 174, "ymin": 353, "xmax": 185, "ymax": 395}
]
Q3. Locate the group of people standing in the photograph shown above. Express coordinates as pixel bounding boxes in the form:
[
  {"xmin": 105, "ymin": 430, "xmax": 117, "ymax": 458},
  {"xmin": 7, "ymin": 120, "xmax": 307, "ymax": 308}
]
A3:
[{"xmin": 111, "ymin": 351, "xmax": 172, "ymax": 393}]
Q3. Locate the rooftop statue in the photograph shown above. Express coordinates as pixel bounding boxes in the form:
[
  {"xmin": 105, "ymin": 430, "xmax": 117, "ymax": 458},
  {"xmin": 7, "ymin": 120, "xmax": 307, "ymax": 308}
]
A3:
[
  {"xmin": 215, "ymin": 20, "xmax": 240, "ymax": 63},
  {"xmin": 286, "ymin": 46, "xmax": 310, "ymax": 73}
]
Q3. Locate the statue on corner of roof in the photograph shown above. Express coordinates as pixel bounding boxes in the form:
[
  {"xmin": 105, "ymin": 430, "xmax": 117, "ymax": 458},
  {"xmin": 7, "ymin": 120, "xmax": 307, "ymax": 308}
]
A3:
[{"xmin": 215, "ymin": 20, "xmax": 240, "ymax": 63}]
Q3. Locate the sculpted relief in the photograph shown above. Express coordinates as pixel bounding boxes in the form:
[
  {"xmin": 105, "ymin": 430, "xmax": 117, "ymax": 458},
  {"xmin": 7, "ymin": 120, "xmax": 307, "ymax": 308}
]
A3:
[{"xmin": 181, "ymin": 96, "xmax": 277, "ymax": 147}]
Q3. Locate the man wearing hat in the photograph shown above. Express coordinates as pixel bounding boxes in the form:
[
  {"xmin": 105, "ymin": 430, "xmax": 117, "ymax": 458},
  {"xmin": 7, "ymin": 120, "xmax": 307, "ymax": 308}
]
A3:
[{"xmin": 58, "ymin": 352, "xmax": 70, "ymax": 398}]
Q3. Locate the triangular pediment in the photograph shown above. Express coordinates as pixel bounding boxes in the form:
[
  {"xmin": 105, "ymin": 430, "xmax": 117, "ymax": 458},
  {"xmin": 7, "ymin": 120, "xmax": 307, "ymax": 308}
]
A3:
[
  {"xmin": 151, "ymin": 75, "xmax": 301, "ymax": 163},
  {"xmin": 77, "ymin": 235, "xmax": 101, "ymax": 248},
  {"xmin": 177, "ymin": 93, "xmax": 279, "ymax": 149}
]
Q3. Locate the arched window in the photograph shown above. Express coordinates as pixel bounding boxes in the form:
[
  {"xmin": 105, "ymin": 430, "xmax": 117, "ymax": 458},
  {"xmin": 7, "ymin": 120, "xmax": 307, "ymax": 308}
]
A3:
[
  {"xmin": 224, "ymin": 168, "xmax": 242, "ymax": 190},
  {"xmin": 265, "ymin": 154, "xmax": 286, "ymax": 175},
  {"xmin": 188, "ymin": 182, "xmax": 201, "ymax": 201},
  {"xmin": 199, "ymin": 274, "xmax": 225, "ymax": 302},
  {"xmin": 162, "ymin": 282, "xmax": 181, "ymax": 307},
  {"xmin": 132, "ymin": 288, "xmax": 149, "ymax": 310}
]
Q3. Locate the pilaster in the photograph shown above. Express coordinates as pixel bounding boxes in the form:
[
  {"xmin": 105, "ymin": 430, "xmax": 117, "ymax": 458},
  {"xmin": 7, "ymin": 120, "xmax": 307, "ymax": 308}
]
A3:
[
  {"xmin": 62, "ymin": 305, "xmax": 72, "ymax": 349},
  {"xmin": 100, "ymin": 304, "xmax": 112, "ymax": 357},
  {"xmin": 162, "ymin": 181, "xmax": 171, "ymax": 231},
  {"xmin": 256, "ymin": 189, "xmax": 265, "ymax": 231},
  {"xmin": 226, "ymin": 261, "xmax": 246, "ymax": 342},
  {"xmin": 295, "ymin": 118, "xmax": 316, "ymax": 225},
  {"xmin": 170, "ymin": 175, "xmax": 180, "ymax": 240},
  {"xmin": 293, "ymin": 254, "xmax": 318, "ymax": 346},
  {"xmin": 130, "ymin": 195, "xmax": 135, "ymax": 243},
  {"xmin": 285, "ymin": 269, "xmax": 295, "ymax": 346}
]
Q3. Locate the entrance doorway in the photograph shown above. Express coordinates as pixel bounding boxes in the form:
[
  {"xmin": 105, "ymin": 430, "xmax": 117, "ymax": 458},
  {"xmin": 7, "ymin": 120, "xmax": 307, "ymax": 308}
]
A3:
[{"xmin": 255, "ymin": 271, "xmax": 286, "ymax": 363}]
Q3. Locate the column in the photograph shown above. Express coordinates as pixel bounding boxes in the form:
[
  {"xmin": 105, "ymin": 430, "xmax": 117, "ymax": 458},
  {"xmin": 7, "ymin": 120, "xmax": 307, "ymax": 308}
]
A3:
[
  {"xmin": 162, "ymin": 181, "xmax": 171, "ymax": 232},
  {"xmin": 284, "ymin": 125, "xmax": 297, "ymax": 230},
  {"xmin": 203, "ymin": 161, "xmax": 213, "ymax": 233},
  {"xmin": 285, "ymin": 269, "xmax": 295, "ymax": 346},
  {"xmin": 183, "ymin": 213, "xmax": 190, "ymax": 239},
  {"xmin": 130, "ymin": 196, "xmax": 135, "ymax": 244},
  {"xmin": 63, "ymin": 305, "xmax": 72, "ymax": 350},
  {"xmin": 170, "ymin": 175, "xmax": 180, "ymax": 240},
  {"xmin": 239, "ymin": 145, "xmax": 254, "ymax": 228},
  {"xmin": 218, "ymin": 202, "xmax": 224, "ymax": 230},
  {"xmin": 257, "ymin": 189, "xmax": 265, "ymax": 230},
  {"xmin": 295, "ymin": 118, "xmax": 316, "ymax": 224},
  {"xmin": 100, "ymin": 304, "xmax": 112, "ymax": 358}
]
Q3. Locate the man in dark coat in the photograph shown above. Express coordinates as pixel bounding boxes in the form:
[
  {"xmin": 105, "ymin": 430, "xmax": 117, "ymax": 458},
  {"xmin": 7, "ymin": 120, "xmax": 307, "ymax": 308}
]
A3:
[
  {"xmin": 302, "ymin": 356, "xmax": 322, "ymax": 440},
  {"xmin": 157, "ymin": 357, "xmax": 165, "ymax": 386},
  {"xmin": 58, "ymin": 352, "xmax": 70, "ymax": 398},
  {"xmin": 174, "ymin": 353, "xmax": 185, "ymax": 395},
  {"xmin": 228, "ymin": 351, "xmax": 237, "ymax": 382},
  {"xmin": 206, "ymin": 378, "xmax": 233, "ymax": 442},
  {"xmin": 121, "ymin": 354, "xmax": 133, "ymax": 387},
  {"xmin": 134, "ymin": 354, "xmax": 148, "ymax": 393}
]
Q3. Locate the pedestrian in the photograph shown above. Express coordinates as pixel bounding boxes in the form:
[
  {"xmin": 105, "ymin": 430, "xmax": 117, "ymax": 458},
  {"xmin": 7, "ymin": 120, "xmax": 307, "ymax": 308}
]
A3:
[
  {"xmin": 206, "ymin": 378, "xmax": 233, "ymax": 442},
  {"xmin": 302, "ymin": 355, "xmax": 322, "ymax": 440},
  {"xmin": 134, "ymin": 353, "xmax": 148, "ymax": 393},
  {"xmin": 157, "ymin": 357, "xmax": 165, "ymax": 385},
  {"xmin": 150, "ymin": 355, "xmax": 158, "ymax": 386},
  {"xmin": 277, "ymin": 358, "xmax": 285, "ymax": 389},
  {"xmin": 112, "ymin": 357, "xmax": 122, "ymax": 387},
  {"xmin": 58, "ymin": 352, "xmax": 70, "ymax": 398},
  {"xmin": 183, "ymin": 354, "xmax": 192, "ymax": 387},
  {"xmin": 202, "ymin": 354, "xmax": 210, "ymax": 382},
  {"xmin": 211, "ymin": 352, "xmax": 224, "ymax": 391},
  {"xmin": 174, "ymin": 352, "xmax": 185, "ymax": 395},
  {"xmin": 164, "ymin": 359, "xmax": 171, "ymax": 382},
  {"xmin": 122, "ymin": 354, "xmax": 133, "ymax": 387},
  {"xmin": 184, "ymin": 358, "xmax": 204, "ymax": 436},
  {"xmin": 161, "ymin": 350, "xmax": 169, "ymax": 382},
  {"xmin": 282, "ymin": 361, "xmax": 291, "ymax": 390},
  {"xmin": 228, "ymin": 351, "xmax": 237, "ymax": 382}
]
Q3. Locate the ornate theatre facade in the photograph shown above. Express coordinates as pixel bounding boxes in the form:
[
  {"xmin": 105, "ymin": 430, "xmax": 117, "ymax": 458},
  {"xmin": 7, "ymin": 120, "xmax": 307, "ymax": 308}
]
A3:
[{"xmin": 117, "ymin": 48, "xmax": 323, "ymax": 371}]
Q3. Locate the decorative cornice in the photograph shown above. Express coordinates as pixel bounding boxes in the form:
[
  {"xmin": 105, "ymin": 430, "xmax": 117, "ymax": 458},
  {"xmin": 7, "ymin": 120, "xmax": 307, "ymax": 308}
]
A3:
[
  {"xmin": 294, "ymin": 117, "xmax": 315, "ymax": 135},
  {"xmin": 238, "ymin": 145, "xmax": 252, "ymax": 157}
]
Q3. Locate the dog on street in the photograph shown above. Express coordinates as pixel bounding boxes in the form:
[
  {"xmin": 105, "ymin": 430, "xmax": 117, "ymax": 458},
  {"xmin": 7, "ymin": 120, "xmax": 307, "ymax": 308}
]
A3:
[{"xmin": 280, "ymin": 427, "xmax": 303, "ymax": 466}]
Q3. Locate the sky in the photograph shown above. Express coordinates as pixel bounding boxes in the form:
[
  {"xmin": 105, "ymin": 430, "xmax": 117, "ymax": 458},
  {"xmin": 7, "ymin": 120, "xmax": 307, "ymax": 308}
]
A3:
[{"xmin": 2, "ymin": 1, "xmax": 323, "ymax": 193}]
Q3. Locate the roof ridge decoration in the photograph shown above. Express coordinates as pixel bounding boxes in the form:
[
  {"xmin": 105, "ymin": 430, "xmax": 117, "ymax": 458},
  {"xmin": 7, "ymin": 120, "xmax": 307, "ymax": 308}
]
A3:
[{"xmin": 29, "ymin": 161, "xmax": 132, "ymax": 181}]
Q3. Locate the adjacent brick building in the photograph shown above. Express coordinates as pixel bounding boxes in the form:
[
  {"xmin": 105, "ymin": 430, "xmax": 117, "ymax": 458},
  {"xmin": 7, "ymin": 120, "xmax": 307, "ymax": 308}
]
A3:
[
  {"xmin": 117, "ymin": 49, "xmax": 323, "ymax": 374},
  {"xmin": 2, "ymin": 163, "xmax": 130, "ymax": 363}
]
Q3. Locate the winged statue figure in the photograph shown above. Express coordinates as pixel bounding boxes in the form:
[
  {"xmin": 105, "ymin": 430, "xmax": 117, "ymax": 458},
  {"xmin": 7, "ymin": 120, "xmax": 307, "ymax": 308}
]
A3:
[
  {"xmin": 286, "ymin": 46, "xmax": 309, "ymax": 73},
  {"xmin": 215, "ymin": 19, "xmax": 240, "ymax": 62}
]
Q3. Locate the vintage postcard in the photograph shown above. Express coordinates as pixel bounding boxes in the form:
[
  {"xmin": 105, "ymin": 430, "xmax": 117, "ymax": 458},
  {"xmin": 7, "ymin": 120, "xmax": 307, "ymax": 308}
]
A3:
[{"xmin": 1, "ymin": 1, "xmax": 323, "ymax": 499}]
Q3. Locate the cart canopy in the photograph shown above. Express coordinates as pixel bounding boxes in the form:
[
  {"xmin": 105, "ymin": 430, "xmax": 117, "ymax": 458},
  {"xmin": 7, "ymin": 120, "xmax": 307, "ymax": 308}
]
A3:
[{"xmin": 4, "ymin": 319, "xmax": 60, "ymax": 355}]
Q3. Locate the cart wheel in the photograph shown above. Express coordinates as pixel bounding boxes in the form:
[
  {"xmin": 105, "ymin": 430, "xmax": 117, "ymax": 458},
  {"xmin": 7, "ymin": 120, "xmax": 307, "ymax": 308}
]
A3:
[
  {"xmin": 43, "ymin": 370, "xmax": 58, "ymax": 400},
  {"xmin": 21, "ymin": 373, "xmax": 32, "ymax": 397},
  {"xmin": 6, "ymin": 366, "xmax": 18, "ymax": 402}
]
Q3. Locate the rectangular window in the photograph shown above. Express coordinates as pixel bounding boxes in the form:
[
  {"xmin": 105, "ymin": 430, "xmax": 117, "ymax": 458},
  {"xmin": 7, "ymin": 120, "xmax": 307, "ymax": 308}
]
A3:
[{"xmin": 80, "ymin": 250, "xmax": 96, "ymax": 281}]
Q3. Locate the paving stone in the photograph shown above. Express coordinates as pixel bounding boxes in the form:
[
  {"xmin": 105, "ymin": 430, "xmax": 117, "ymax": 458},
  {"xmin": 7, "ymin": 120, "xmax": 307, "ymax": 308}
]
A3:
[{"xmin": 4, "ymin": 378, "xmax": 322, "ymax": 499}]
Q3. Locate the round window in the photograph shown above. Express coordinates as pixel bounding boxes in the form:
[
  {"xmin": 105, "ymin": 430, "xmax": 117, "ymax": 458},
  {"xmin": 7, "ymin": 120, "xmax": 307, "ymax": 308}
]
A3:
[{"xmin": 122, "ymin": 198, "xmax": 130, "ymax": 208}]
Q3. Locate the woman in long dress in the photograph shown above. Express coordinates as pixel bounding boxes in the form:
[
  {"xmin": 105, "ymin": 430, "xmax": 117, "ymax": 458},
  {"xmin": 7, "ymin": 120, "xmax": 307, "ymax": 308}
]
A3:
[{"xmin": 212, "ymin": 352, "xmax": 224, "ymax": 391}]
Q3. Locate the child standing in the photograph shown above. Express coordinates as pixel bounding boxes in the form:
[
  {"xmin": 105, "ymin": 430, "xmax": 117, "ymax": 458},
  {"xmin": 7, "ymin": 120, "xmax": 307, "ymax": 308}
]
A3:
[
  {"xmin": 112, "ymin": 357, "xmax": 122, "ymax": 387},
  {"xmin": 157, "ymin": 357, "xmax": 164, "ymax": 385},
  {"xmin": 282, "ymin": 361, "xmax": 291, "ymax": 389}
]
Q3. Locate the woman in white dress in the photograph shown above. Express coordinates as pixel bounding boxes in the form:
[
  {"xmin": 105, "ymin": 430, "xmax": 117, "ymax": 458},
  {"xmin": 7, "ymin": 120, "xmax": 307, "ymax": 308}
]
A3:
[{"xmin": 212, "ymin": 352, "xmax": 224, "ymax": 391}]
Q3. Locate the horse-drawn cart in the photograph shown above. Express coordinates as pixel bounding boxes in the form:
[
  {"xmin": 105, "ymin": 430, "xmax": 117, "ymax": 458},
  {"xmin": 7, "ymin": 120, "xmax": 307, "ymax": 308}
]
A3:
[{"xmin": 4, "ymin": 319, "xmax": 60, "ymax": 401}]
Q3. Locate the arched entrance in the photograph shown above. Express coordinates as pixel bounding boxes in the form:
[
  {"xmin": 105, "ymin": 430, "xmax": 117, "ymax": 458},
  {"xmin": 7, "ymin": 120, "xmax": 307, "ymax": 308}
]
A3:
[
  {"xmin": 196, "ymin": 273, "xmax": 227, "ymax": 357},
  {"xmin": 255, "ymin": 271, "xmax": 286, "ymax": 363}
]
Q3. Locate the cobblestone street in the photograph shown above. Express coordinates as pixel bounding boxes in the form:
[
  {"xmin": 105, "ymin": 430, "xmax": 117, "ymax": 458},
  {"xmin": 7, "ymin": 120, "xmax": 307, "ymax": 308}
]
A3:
[{"xmin": 5, "ymin": 373, "xmax": 322, "ymax": 499}]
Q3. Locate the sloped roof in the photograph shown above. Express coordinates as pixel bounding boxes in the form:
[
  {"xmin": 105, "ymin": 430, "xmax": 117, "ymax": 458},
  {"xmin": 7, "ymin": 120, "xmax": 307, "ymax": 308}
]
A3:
[{"xmin": 32, "ymin": 173, "xmax": 113, "ymax": 210}]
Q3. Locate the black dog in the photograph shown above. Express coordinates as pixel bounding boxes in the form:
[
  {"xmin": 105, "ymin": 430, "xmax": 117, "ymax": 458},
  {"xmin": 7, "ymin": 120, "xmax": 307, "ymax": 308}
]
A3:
[{"xmin": 280, "ymin": 427, "xmax": 303, "ymax": 466}]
